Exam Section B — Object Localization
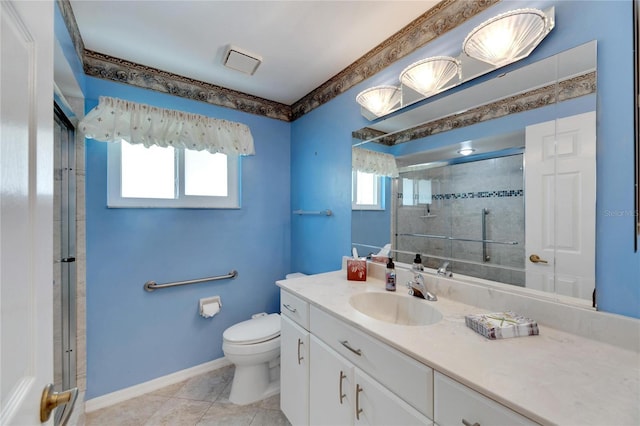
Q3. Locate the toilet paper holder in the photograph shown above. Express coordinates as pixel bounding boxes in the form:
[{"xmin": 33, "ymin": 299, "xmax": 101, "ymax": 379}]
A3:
[{"xmin": 199, "ymin": 296, "xmax": 222, "ymax": 318}]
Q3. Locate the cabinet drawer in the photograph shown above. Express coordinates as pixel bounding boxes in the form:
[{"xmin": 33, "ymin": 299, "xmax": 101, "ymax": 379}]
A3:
[
  {"xmin": 434, "ymin": 372, "xmax": 538, "ymax": 426},
  {"xmin": 310, "ymin": 306, "xmax": 433, "ymax": 419},
  {"xmin": 281, "ymin": 290, "xmax": 309, "ymax": 330}
]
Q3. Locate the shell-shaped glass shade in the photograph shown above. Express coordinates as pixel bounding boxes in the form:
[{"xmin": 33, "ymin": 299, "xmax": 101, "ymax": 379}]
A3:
[
  {"xmin": 399, "ymin": 56, "xmax": 460, "ymax": 98},
  {"xmin": 356, "ymin": 85, "xmax": 401, "ymax": 117},
  {"xmin": 463, "ymin": 8, "xmax": 551, "ymax": 67}
]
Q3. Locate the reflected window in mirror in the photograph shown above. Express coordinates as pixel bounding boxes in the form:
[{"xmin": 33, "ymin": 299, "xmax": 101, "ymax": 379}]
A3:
[{"xmin": 352, "ymin": 170, "xmax": 384, "ymax": 210}]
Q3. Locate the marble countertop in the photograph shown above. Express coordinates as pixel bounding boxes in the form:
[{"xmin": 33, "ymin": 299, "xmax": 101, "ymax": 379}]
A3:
[{"xmin": 277, "ymin": 270, "xmax": 640, "ymax": 426}]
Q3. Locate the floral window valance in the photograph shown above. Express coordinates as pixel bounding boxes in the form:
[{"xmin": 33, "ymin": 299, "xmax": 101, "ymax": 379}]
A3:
[
  {"xmin": 352, "ymin": 147, "xmax": 398, "ymax": 177},
  {"xmin": 79, "ymin": 96, "xmax": 255, "ymax": 155}
]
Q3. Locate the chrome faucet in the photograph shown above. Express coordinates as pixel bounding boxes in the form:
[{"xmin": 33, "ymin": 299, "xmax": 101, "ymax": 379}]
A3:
[
  {"xmin": 406, "ymin": 273, "xmax": 437, "ymax": 301},
  {"xmin": 437, "ymin": 261, "xmax": 452, "ymax": 277}
]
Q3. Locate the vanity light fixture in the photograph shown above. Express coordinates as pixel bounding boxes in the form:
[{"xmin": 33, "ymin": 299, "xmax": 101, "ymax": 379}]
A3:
[
  {"xmin": 356, "ymin": 85, "xmax": 401, "ymax": 117},
  {"xmin": 457, "ymin": 147, "xmax": 476, "ymax": 156},
  {"xmin": 400, "ymin": 56, "xmax": 461, "ymax": 97},
  {"xmin": 462, "ymin": 8, "xmax": 554, "ymax": 67}
]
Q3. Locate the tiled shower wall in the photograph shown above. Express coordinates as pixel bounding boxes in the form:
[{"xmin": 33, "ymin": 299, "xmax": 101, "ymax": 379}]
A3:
[{"xmin": 396, "ymin": 154, "xmax": 525, "ymax": 285}]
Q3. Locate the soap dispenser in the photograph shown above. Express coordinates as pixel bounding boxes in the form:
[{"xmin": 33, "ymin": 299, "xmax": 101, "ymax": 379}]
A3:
[
  {"xmin": 412, "ymin": 254, "xmax": 424, "ymax": 271},
  {"xmin": 385, "ymin": 257, "xmax": 396, "ymax": 291}
]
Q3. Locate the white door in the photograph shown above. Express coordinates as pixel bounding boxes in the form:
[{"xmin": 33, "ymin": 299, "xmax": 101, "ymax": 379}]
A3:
[
  {"xmin": 525, "ymin": 111, "xmax": 596, "ymax": 299},
  {"xmin": 1, "ymin": 1, "xmax": 55, "ymax": 424}
]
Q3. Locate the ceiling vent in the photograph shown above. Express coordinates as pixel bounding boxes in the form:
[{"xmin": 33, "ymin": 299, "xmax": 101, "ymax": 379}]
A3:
[{"xmin": 223, "ymin": 45, "xmax": 262, "ymax": 75}]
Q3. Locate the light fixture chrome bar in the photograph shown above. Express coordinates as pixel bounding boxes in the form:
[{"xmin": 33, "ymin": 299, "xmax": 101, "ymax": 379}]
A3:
[{"xmin": 144, "ymin": 270, "xmax": 238, "ymax": 292}]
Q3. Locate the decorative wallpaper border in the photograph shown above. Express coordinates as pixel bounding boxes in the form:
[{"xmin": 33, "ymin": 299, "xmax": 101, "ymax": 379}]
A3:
[
  {"xmin": 359, "ymin": 71, "xmax": 597, "ymax": 146},
  {"xmin": 83, "ymin": 50, "xmax": 292, "ymax": 121},
  {"xmin": 289, "ymin": 0, "xmax": 500, "ymax": 120},
  {"xmin": 58, "ymin": 0, "xmax": 498, "ymax": 122}
]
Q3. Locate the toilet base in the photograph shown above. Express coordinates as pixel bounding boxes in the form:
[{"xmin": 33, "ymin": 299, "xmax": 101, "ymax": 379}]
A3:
[{"xmin": 228, "ymin": 362, "xmax": 280, "ymax": 405}]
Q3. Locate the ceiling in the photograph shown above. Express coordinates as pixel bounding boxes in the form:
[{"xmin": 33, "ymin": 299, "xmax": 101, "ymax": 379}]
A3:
[{"xmin": 69, "ymin": 1, "xmax": 439, "ymax": 106}]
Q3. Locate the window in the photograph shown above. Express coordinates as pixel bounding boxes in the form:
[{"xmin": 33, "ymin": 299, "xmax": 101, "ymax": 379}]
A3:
[
  {"xmin": 352, "ymin": 170, "xmax": 384, "ymax": 210},
  {"xmin": 401, "ymin": 177, "xmax": 432, "ymax": 206},
  {"xmin": 108, "ymin": 140, "xmax": 239, "ymax": 208}
]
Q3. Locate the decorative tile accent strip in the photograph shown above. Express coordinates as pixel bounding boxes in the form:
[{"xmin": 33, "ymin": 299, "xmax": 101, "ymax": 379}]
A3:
[
  {"xmin": 57, "ymin": 0, "xmax": 85, "ymax": 64},
  {"xmin": 83, "ymin": 50, "xmax": 292, "ymax": 122},
  {"xmin": 291, "ymin": 0, "xmax": 499, "ymax": 120},
  {"xmin": 431, "ymin": 189, "xmax": 524, "ymax": 200},
  {"xmin": 363, "ymin": 71, "xmax": 597, "ymax": 146}
]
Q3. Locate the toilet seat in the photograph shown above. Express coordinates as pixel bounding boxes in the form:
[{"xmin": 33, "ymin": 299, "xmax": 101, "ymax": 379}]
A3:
[{"xmin": 223, "ymin": 313, "xmax": 280, "ymax": 345}]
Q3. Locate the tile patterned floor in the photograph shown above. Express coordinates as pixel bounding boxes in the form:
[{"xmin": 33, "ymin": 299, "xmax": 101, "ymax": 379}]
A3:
[{"xmin": 86, "ymin": 365, "xmax": 291, "ymax": 426}]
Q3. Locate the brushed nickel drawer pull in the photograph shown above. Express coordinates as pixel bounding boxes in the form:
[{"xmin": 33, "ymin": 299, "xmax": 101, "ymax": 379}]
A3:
[
  {"xmin": 339, "ymin": 370, "xmax": 347, "ymax": 404},
  {"xmin": 297, "ymin": 338, "xmax": 304, "ymax": 364},
  {"xmin": 340, "ymin": 340, "xmax": 362, "ymax": 356},
  {"xmin": 462, "ymin": 419, "xmax": 480, "ymax": 426},
  {"xmin": 283, "ymin": 303, "xmax": 297, "ymax": 313},
  {"xmin": 355, "ymin": 384, "xmax": 364, "ymax": 420}
]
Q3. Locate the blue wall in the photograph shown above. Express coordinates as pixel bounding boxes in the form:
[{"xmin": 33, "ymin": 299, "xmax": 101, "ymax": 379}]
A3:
[
  {"xmin": 84, "ymin": 78, "xmax": 291, "ymax": 398},
  {"xmin": 291, "ymin": 0, "xmax": 640, "ymax": 318},
  {"xmin": 55, "ymin": 0, "xmax": 639, "ymax": 402}
]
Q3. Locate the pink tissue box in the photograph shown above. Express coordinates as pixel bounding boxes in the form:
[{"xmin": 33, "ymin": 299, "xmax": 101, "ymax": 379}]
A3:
[{"xmin": 347, "ymin": 259, "xmax": 367, "ymax": 281}]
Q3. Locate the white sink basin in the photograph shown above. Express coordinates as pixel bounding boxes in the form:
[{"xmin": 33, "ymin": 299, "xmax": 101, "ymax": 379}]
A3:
[{"xmin": 349, "ymin": 292, "xmax": 442, "ymax": 326}]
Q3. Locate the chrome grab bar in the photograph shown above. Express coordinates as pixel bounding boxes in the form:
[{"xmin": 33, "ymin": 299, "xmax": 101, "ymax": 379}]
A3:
[
  {"xmin": 482, "ymin": 208, "xmax": 490, "ymax": 262},
  {"xmin": 144, "ymin": 270, "xmax": 238, "ymax": 292},
  {"xmin": 396, "ymin": 233, "xmax": 517, "ymax": 245}
]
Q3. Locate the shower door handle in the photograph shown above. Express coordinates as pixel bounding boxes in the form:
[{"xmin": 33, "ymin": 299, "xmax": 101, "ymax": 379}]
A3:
[{"xmin": 61, "ymin": 257, "xmax": 76, "ymax": 263}]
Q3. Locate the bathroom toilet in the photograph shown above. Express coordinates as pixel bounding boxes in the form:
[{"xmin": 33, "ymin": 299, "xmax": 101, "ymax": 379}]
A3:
[{"xmin": 222, "ymin": 312, "xmax": 281, "ymax": 405}]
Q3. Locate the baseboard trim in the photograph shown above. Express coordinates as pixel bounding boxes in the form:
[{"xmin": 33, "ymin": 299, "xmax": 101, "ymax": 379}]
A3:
[{"xmin": 84, "ymin": 357, "xmax": 231, "ymax": 413}]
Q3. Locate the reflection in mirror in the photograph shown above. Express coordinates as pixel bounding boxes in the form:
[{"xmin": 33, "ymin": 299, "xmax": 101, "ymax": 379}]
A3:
[
  {"xmin": 395, "ymin": 151, "xmax": 525, "ymax": 286},
  {"xmin": 352, "ymin": 41, "xmax": 597, "ymax": 302}
]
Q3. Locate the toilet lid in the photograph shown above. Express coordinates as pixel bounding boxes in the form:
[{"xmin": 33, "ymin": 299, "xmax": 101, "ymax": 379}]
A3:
[{"xmin": 223, "ymin": 313, "xmax": 281, "ymax": 344}]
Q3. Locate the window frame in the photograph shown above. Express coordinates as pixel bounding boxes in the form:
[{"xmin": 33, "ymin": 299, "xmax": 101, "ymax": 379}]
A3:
[
  {"xmin": 107, "ymin": 141, "xmax": 240, "ymax": 209},
  {"xmin": 352, "ymin": 169, "xmax": 385, "ymax": 211}
]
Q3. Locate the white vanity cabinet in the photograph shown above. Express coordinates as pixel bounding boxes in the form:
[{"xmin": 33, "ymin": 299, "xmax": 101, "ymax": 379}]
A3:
[
  {"xmin": 310, "ymin": 305, "xmax": 433, "ymax": 425},
  {"xmin": 434, "ymin": 372, "xmax": 538, "ymax": 426},
  {"xmin": 280, "ymin": 291, "xmax": 310, "ymax": 426}
]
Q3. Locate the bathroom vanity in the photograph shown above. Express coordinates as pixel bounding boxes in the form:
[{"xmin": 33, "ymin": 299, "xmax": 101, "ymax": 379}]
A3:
[{"xmin": 277, "ymin": 262, "xmax": 639, "ymax": 425}]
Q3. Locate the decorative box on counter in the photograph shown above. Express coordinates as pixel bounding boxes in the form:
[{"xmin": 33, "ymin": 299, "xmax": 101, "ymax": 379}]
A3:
[
  {"xmin": 465, "ymin": 311, "xmax": 539, "ymax": 340},
  {"xmin": 347, "ymin": 259, "xmax": 367, "ymax": 281}
]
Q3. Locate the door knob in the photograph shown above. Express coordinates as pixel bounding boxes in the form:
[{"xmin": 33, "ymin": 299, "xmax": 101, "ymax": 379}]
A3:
[
  {"xmin": 40, "ymin": 383, "xmax": 78, "ymax": 423},
  {"xmin": 529, "ymin": 254, "xmax": 549, "ymax": 264}
]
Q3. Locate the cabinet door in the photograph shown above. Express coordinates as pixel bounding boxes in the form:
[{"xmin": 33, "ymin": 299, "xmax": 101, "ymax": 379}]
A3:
[
  {"xmin": 434, "ymin": 372, "xmax": 537, "ymax": 426},
  {"xmin": 310, "ymin": 336, "xmax": 354, "ymax": 426},
  {"xmin": 280, "ymin": 315, "xmax": 309, "ymax": 426},
  {"xmin": 354, "ymin": 369, "xmax": 432, "ymax": 426}
]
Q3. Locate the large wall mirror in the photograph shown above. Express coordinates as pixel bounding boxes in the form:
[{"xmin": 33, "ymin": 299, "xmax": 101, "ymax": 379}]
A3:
[{"xmin": 352, "ymin": 41, "xmax": 597, "ymax": 303}]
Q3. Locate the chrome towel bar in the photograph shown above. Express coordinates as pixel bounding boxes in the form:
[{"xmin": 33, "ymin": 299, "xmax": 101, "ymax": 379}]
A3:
[
  {"xmin": 293, "ymin": 209, "xmax": 332, "ymax": 216},
  {"xmin": 144, "ymin": 270, "xmax": 238, "ymax": 292}
]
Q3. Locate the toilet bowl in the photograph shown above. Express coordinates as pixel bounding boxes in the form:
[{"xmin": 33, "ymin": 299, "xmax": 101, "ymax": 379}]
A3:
[{"xmin": 222, "ymin": 313, "xmax": 281, "ymax": 405}]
